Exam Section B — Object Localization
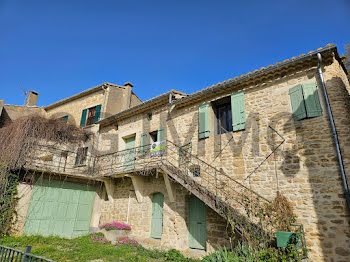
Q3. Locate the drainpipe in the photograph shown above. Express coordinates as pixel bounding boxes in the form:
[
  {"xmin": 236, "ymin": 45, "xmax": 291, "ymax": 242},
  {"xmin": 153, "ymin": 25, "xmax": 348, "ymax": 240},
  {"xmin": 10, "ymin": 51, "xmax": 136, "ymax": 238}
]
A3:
[
  {"xmin": 169, "ymin": 91, "xmax": 173, "ymax": 104},
  {"xmin": 91, "ymin": 84, "xmax": 108, "ymax": 174},
  {"xmin": 317, "ymin": 53, "xmax": 350, "ymax": 213}
]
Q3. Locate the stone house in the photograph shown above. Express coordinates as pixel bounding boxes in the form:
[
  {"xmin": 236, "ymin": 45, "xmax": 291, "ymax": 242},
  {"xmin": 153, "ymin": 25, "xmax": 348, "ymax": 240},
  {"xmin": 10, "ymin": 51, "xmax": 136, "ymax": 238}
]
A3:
[{"xmin": 3, "ymin": 44, "xmax": 350, "ymax": 262}]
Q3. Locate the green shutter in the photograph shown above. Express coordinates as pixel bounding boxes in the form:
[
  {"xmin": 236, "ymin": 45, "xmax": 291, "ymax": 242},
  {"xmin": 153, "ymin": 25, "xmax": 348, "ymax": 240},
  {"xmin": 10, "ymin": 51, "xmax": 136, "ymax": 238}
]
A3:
[
  {"xmin": 140, "ymin": 132, "xmax": 147, "ymax": 157},
  {"xmin": 157, "ymin": 127, "xmax": 164, "ymax": 141},
  {"xmin": 231, "ymin": 91, "xmax": 246, "ymax": 131},
  {"xmin": 289, "ymin": 85, "xmax": 307, "ymax": 121},
  {"xmin": 80, "ymin": 109, "xmax": 87, "ymax": 127},
  {"xmin": 198, "ymin": 103, "xmax": 210, "ymax": 139},
  {"xmin": 94, "ymin": 104, "xmax": 102, "ymax": 123},
  {"xmin": 302, "ymin": 83, "xmax": 322, "ymax": 118},
  {"xmin": 151, "ymin": 193, "xmax": 164, "ymax": 239}
]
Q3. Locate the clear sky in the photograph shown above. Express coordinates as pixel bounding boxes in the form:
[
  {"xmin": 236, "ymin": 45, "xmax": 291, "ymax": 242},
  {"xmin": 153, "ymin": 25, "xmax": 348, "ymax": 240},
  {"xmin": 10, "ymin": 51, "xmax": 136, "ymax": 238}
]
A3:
[{"xmin": 1, "ymin": 0, "xmax": 349, "ymax": 106}]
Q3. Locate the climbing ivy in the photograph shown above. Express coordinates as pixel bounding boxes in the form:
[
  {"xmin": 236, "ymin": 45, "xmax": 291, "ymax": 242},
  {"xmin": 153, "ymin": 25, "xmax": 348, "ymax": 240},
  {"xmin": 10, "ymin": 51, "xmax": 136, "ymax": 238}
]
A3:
[{"xmin": 0, "ymin": 171, "xmax": 20, "ymax": 237}]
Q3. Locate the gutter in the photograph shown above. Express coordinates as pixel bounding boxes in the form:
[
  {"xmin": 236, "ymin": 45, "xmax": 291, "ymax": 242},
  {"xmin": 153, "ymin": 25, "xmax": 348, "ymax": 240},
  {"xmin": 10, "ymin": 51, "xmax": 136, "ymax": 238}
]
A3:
[{"xmin": 317, "ymin": 52, "xmax": 350, "ymax": 213}]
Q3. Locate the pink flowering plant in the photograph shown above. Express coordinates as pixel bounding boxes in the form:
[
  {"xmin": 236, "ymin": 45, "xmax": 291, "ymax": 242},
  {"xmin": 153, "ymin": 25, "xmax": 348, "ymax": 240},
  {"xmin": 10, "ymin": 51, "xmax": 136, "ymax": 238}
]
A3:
[
  {"xmin": 99, "ymin": 221, "xmax": 132, "ymax": 231},
  {"xmin": 116, "ymin": 237, "xmax": 141, "ymax": 250},
  {"xmin": 90, "ymin": 232, "xmax": 110, "ymax": 244}
]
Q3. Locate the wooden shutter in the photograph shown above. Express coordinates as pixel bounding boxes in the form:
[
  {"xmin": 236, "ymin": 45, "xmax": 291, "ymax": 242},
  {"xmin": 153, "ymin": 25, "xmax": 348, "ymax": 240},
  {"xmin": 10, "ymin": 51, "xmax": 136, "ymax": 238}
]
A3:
[
  {"xmin": 231, "ymin": 91, "xmax": 246, "ymax": 131},
  {"xmin": 198, "ymin": 103, "xmax": 210, "ymax": 139},
  {"xmin": 80, "ymin": 109, "xmax": 87, "ymax": 127},
  {"xmin": 94, "ymin": 104, "xmax": 102, "ymax": 123},
  {"xmin": 289, "ymin": 85, "xmax": 307, "ymax": 121},
  {"xmin": 302, "ymin": 83, "xmax": 322, "ymax": 118},
  {"xmin": 140, "ymin": 132, "xmax": 147, "ymax": 157},
  {"xmin": 157, "ymin": 127, "xmax": 164, "ymax": 141}
]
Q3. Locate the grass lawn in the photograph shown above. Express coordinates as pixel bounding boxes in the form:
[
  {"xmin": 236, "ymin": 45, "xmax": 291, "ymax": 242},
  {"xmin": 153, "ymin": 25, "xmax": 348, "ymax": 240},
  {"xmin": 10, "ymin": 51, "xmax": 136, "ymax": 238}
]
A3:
[{"xmin": 0, "ymin": 234, "xmax": 201, "ymax": 262}]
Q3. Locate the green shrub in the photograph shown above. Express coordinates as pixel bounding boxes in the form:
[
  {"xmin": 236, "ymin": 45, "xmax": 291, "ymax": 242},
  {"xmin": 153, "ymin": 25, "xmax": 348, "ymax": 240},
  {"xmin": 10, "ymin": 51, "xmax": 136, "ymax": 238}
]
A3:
[
  {"xmin": 165, "ymin": 248, "xmax": 196, "ymax": 261},
  {"xmin": 203, "ymin": 242, "xmax": 302, "ymax": 262}
]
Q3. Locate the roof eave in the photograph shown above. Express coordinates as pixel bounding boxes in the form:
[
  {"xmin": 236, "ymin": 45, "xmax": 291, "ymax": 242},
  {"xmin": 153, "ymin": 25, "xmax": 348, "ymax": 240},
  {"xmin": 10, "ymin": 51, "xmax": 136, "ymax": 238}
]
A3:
[{"xmin": 172, "ymin": 45, "xmax": 339, "ymax": 107}]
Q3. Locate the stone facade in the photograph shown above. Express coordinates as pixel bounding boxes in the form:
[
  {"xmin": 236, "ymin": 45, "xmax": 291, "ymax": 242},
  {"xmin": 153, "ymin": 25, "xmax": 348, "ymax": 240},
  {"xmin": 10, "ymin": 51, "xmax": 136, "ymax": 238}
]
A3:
[
  {"xmin": 6, "ymin": 46, "xmax": 350, "ymax": 261},
  {"xmin": 96, "ymin": 51, "xmax": 350, "ymax": 261},
  {"xmin": 99, "ymin": 176, "xmax": 231, "ymax": 255}
]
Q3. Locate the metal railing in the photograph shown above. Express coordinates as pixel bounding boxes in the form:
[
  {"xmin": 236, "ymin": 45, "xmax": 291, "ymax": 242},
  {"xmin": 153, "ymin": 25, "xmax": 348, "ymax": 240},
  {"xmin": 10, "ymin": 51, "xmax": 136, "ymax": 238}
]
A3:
[
  {"xmin": 24, "ymin": 144, "xmax": 93, "ymax": 177},
  {"xmin": 0, "ymin": 245, "xmax": 54, "ymax": 262},
  {"xmin": 161, "ymin": 140, "xmax": 272, "ymax": 240},
  {"xmin": 91, "ymin": 139, "xmax": 272, "ymax": 240},
  {"xmin": 93, "ymin": 143, "xmax": 164, "ymax": 177},
  {"xmin": 23, "ymin": 139, "xmax": 277, "ymax": 240}
]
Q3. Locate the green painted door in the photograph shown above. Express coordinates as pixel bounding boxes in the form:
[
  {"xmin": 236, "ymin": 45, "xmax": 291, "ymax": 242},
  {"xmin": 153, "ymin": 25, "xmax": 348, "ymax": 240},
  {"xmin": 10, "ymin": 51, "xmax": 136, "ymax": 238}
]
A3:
[
  {"xmin": 24, "ymin": 179, "xmax": 95, "ymax": 238},
  {"xmin": 124, "ymin": 136, "xmax": 136, "ymax": 171},
  {"xmin": 188, "ymin": 195, "xmax": 207, "ymax": 250},
  {"xmin": 150, "ymin": 192, "xmax": 164, "ymax": 239}
]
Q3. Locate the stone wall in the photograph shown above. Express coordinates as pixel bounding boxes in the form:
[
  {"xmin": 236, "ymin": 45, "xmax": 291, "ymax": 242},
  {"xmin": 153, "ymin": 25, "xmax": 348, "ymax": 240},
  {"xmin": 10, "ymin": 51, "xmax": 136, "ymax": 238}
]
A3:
[
  {"xmin": 45, "ymin": 89, "xmax": 105, "ymax": 126},
  {"xmin": 98, "ymin": 56, "xmax": 350, "ymax": 261},
  {"xmin": 99, "ymin": 176, "xmax": 232, "ymax": 254}
]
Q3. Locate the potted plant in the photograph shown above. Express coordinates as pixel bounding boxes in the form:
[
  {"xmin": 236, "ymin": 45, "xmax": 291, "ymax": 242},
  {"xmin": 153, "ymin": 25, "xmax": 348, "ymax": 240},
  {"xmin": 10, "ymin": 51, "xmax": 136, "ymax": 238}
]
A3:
[{"xmin": 98, "ymin": 221, "xmax": 132, "ymax": 244}]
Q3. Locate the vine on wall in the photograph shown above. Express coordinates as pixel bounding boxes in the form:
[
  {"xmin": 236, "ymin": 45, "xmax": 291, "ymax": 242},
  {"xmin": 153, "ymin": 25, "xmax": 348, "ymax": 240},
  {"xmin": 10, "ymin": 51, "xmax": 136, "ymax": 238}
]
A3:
[{"xmin": 0, "ymin": 115, "xmax": 89, "ymax": 237}]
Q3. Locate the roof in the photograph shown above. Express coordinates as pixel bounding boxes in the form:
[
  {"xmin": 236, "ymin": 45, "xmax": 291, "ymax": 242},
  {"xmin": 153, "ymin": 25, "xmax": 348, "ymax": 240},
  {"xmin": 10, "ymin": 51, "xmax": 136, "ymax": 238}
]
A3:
[
  {"xmin": 98, "ymin": 44, "xmax": 343, "ymax": 125},
  {"xmin": 172, "ymin": 44, "xmax": 343, "ymax": 106},
  {"xmin": 44, "ymin": 82, "xmax": 125, "ymax": 110},
  {"xmin": 99, "ymin": 90, "xmax": 186, "ymax": 125}
]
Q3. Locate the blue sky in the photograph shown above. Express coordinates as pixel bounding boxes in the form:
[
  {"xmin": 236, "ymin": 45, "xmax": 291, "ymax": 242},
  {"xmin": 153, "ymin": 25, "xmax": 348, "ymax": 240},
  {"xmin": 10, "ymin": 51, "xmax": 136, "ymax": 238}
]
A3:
[{"xmin": 1, "ymin": 0, "xmax": 349, "ymax": 106}]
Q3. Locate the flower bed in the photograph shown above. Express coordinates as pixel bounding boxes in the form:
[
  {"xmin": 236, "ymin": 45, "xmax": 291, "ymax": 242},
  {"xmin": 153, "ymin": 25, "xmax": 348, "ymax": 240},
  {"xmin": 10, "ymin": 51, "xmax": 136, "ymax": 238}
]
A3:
[
  {"xmin": 99, "ymin": 221, "xmax": 131, "ymax": 231},
  {"xmin": 116, "ymin": 237, "xmax": 140, "ymax": 249}
]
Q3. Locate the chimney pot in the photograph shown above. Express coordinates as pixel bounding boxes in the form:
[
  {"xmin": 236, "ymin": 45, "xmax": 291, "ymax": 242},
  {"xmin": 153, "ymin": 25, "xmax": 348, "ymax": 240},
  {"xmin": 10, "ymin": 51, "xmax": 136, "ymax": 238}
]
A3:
[{"xmin": 124, "ymin": 82, "xmax": 134, "ymax": 87}]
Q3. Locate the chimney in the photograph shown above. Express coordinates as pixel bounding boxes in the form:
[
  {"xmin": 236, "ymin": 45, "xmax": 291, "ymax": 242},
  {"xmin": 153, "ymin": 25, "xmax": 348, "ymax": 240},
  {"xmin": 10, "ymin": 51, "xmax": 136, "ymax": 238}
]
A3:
[
  {"xmin": 124, "ymin": 82, "xmax": 134, "ymax": 87},
  {"xmin": 26, "ymin": 90, "xmax": 39, "ymax": 106}
]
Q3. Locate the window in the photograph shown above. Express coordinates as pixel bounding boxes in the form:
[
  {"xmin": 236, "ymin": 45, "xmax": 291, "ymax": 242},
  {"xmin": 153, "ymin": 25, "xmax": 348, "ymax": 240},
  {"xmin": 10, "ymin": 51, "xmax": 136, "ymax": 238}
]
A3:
[
  {"xmin": 213, "ymin": 97, "xmax": 233, "ymax": 134},
  {"xmin": 190, "ymin": 166, "xmax": 200, "ymax": 177},
  {"xmin": 75, "ymin": 147, "xmax": 88, "ymax": 166},
  {"xmin": 86, "ymin": 107, "xmax": 96, "ymax": 125},
  {"xmin": 61, "ymin": 115, "xmax": 68, "ymax": 123},
  {"xmin": 149, "ymin": 131, "xmax": 158, "ymax": 143},
  {"xmin": 147, "ymin": 113, "xmax": 152, "ymax": 120},
  {"xmin": 80, "ymin": 104, "xmax": 102, "ymax": 127},
  {"xmin": 149, "ymin": 127, "xmax": 165, "ymax": 143},
  {"xmin": 198, "ymin": 91, "xmax": 245, "ymax": 139},
  {"xmin": 289, "ymin": 83, "xmax": 322, "ymax": 121}
]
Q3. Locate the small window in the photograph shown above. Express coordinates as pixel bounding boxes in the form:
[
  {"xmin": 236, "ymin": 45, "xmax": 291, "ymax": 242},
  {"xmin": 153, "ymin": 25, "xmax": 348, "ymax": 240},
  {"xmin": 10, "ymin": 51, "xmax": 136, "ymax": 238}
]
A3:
[
  {"xmin": 86, "ymin": 106, "xmax": 97, "ymax": 125},
  {"xmin": 149, "ymin": 130, "xmax": 158, "ymax": 143},
  {"xmin": 147, "ymin": 113, "xmax": 152, "ymax": 120},
  {"xmin": 75, "ymin": 147, "xmax": 88, "ymax": 166},
  {"xmin": 213, "ymin": 97, "xmax": 233, "ymax": 134},
  {"xmin": 190, "ymin": 166, "xmax": 200, "ymax": 177},
  {"xmin": 61, "ymin": 115, "xmax": 68, "ymax": 123},
  {"xmin": 80, "ymin": 104, "xmax": 101, "ymax": 127}
]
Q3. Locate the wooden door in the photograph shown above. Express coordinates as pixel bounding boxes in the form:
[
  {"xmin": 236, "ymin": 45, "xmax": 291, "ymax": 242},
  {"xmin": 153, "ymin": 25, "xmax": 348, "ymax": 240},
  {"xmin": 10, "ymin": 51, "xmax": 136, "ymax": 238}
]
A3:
[
  {"xmin": 24, "ymin": 179, "xmax": 95, "ymax": 238},
  {"xmin": 124, "ymin": 136, "xmax": 136, "ymax": 171},
  {"xmin": 188, "ymin": 195, "xmax": 207, "ymax": 250},
  {"xmin": 150, "ymin": 192, "xmax": 164, "ymax": 239}
]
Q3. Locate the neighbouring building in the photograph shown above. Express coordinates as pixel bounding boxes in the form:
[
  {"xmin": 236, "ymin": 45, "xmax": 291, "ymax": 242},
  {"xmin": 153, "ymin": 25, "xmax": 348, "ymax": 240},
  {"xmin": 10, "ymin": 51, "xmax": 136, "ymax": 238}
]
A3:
[{"xmin": 3, "ymin": 44, "xmax": 350, "ymax": 262}]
